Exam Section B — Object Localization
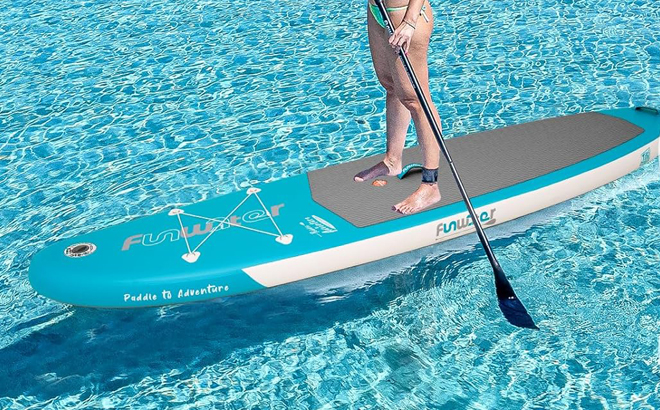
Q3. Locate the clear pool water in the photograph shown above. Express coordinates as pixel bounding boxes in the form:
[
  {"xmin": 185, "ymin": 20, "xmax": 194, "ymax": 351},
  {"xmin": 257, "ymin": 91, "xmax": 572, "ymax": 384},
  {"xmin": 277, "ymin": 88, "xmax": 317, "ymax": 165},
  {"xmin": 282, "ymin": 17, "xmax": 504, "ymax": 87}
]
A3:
[{"xmin": 2, "ymin": 0, "xmax": 660, "ymax": 408}]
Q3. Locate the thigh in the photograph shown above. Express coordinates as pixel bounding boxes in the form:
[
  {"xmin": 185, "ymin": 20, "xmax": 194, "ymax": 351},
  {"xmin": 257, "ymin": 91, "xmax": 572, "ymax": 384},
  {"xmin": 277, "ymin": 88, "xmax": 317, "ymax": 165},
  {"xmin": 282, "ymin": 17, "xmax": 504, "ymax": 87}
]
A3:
[
  {"xmin": 367, "ymin": 6, "xmax": 400, "ymax": 90},
  {"xmin": 388, "ymin": 5, "xmax": 434, "ymax": 104}
]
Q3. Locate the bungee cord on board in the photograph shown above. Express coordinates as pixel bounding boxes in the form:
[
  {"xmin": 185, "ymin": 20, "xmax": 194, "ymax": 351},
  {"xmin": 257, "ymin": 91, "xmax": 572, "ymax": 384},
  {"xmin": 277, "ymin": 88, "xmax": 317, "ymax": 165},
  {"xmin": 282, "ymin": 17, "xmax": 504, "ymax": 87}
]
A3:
[{"xmin": 169, "ymin": 187, "xmax": 293, "ymax": 263}]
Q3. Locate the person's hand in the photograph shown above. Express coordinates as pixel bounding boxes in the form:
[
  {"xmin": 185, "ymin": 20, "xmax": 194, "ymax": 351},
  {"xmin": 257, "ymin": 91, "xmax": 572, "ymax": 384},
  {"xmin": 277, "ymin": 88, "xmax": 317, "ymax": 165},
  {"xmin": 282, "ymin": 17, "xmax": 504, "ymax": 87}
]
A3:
[{"xmin": 389, "ymin": 21, "xmax": 415, "ymax": 55}]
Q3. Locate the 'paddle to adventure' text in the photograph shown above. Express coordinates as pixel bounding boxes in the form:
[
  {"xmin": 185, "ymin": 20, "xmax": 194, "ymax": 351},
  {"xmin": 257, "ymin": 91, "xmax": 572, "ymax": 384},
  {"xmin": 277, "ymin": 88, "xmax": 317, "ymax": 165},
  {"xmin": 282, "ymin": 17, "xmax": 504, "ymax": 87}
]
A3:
[{"xmin": 123, "ymin": 284, "xmax": 230, "ymax": 304}]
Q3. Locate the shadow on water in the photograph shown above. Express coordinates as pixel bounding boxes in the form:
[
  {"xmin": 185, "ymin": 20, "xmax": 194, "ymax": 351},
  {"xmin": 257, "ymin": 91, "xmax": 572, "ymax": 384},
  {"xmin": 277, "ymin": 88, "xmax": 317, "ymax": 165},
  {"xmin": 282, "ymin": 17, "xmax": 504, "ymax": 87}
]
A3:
[
  {"xmin": 1, "ymin": 199, "xmax": 572, "ymax": 399},
  {"xmin": 1, "ymin": 240, "xmax": 489, "ymax": 399}
]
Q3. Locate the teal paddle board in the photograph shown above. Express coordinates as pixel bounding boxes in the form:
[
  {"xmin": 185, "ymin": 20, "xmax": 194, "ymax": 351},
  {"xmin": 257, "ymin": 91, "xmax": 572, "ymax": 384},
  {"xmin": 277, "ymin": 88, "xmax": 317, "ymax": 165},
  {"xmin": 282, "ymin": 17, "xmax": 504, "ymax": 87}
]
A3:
[{"xmin": 28, "ymin": 107, "xmax": 660, "ymax": 307}]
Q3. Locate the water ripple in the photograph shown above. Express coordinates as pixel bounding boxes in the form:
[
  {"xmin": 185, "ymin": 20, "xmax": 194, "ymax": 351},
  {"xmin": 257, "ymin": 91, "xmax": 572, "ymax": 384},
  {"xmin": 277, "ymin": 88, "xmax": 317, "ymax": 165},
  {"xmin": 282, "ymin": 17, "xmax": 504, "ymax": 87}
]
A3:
[{"xmin": 1, "ymin": 0, "xmax": 659, "ymax": 408}]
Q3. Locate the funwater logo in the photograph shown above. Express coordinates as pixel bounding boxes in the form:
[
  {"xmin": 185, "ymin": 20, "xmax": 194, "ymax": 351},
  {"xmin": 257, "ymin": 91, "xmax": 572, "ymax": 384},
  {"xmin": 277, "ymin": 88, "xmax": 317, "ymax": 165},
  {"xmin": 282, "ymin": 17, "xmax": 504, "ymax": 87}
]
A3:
[
  {"xmin": 300, "ymin": 215, "xmax": 338, "ymax": 237},
  {"xmin": 122, "ymin": 203, "xmax": 285, "ymax": 251},
  {"xmin": 436, "ymin": 208, "xmax": 497, "ymax": 237}
]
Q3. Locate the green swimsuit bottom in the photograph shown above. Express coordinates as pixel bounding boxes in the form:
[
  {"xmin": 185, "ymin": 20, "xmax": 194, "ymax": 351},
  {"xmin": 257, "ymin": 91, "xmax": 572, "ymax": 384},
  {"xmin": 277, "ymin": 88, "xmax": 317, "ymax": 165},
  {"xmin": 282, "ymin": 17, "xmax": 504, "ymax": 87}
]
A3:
[{"xmin": 368, "ymin": 1, "xmax": 429, "ymax": 29}]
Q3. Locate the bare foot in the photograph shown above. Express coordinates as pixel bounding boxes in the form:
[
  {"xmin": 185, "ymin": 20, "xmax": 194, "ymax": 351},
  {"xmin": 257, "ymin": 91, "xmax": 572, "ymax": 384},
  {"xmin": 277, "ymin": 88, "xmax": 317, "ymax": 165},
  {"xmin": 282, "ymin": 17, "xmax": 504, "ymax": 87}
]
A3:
[
  {"xmin": 392, "ymin": 183, "xmax": 441, "ymax": 215},
  {"xmin": 354, "ymin": 160, "xmax": 401, "ymax": 182}
]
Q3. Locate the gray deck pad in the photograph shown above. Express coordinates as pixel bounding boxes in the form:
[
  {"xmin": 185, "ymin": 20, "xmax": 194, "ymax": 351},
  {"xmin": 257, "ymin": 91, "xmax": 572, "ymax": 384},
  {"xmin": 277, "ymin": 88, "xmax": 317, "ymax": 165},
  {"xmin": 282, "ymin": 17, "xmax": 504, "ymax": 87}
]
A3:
[{"xmin": 308, "ymin": 112, "xmax": 643, "ymax": 227}]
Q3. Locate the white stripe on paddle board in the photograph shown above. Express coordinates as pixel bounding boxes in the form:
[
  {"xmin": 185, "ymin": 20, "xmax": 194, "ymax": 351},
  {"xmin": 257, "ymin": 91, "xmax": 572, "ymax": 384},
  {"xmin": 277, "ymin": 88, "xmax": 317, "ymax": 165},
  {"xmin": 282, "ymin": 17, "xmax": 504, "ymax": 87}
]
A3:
[{"xmin": 243, "ymin": 140, "xmax": 658, "ymax": 288}]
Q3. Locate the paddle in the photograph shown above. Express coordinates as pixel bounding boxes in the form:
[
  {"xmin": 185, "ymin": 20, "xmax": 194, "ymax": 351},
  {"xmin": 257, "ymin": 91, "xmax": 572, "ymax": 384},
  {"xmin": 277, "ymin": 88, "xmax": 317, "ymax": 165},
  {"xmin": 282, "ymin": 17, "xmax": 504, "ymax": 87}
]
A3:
[{"xmin": 373, "ymin": 0, "xmax": 538, "ymax": 330}]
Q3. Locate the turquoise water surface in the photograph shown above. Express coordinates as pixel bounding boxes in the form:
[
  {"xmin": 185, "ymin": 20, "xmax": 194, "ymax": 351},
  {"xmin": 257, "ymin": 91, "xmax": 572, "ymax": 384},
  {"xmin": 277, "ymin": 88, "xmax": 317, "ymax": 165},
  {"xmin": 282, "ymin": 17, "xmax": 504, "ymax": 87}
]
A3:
[{"xmin": 2, "ymin": 0, "xmax": 660, "ymax": 408}]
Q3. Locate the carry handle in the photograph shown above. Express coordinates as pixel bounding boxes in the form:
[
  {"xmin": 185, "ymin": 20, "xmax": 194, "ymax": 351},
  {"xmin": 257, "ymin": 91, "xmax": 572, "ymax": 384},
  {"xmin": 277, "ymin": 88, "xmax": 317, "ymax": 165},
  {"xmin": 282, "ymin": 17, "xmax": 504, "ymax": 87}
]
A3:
[{"xmin": 635, "ymin": 106, "xmax": 659, "ymax": 115}]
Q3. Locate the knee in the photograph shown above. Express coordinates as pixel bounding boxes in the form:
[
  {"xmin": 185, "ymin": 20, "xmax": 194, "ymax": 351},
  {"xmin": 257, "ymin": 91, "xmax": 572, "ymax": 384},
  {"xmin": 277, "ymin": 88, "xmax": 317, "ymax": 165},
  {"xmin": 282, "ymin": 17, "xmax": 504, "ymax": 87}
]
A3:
[
  {"xmin": 379, "ymin": 78, "xmax": 396, "ymax": 94},
  {"xmin": 398, "ymin": 95, "xmax": 423, "ymax": 113}
]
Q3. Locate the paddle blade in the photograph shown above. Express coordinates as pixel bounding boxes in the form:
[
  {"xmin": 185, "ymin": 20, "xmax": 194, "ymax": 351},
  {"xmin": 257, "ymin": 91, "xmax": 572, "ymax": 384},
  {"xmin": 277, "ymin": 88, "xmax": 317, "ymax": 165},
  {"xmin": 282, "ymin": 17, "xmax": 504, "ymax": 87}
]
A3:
[
  {"xmin": 498, "ymin": 297, "xmax": 538, "ymax": 330},
  {"xmin": 493, "ymin": 265, "xmax": 538, "ymax": 329}
]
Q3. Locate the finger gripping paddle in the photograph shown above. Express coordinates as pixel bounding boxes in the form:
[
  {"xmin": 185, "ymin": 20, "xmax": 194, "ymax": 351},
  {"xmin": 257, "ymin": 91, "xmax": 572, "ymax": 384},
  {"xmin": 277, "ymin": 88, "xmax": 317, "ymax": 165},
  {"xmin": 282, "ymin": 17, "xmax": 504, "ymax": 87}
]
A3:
[{"xmin": 373, "ymin": 0, "xmax": 538, "ymax": 330}]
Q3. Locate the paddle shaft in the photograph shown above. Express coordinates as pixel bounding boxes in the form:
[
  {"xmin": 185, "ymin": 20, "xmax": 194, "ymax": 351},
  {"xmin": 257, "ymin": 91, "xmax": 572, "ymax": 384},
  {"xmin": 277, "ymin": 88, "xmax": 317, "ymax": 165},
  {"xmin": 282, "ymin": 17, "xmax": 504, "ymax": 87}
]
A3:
[{"xmin": 372, "ymin": 0, "xmax": 503, "ymax": 274}]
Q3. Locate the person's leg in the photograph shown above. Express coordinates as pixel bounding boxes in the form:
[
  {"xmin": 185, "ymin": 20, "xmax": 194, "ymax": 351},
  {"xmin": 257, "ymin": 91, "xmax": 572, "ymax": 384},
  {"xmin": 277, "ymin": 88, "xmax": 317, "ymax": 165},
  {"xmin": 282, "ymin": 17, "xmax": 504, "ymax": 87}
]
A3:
[
  {"xmin": 355, "ymin": 6, "xmax": 412, "ymax": 182},
  {"xmin": 387, "ymin": 3, "xmax": 442, "ymax": 214}
]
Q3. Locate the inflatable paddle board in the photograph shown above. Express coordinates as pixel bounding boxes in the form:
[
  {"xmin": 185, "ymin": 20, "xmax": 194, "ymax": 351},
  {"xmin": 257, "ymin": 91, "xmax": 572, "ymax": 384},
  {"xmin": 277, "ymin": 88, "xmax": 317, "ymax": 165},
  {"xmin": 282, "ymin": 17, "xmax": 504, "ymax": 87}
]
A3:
[{"xmin": 28, "ymin": 107, "xmax": 660, "ymax": 307}]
